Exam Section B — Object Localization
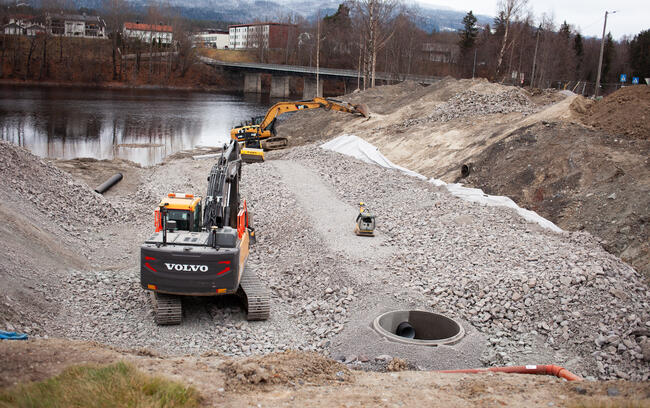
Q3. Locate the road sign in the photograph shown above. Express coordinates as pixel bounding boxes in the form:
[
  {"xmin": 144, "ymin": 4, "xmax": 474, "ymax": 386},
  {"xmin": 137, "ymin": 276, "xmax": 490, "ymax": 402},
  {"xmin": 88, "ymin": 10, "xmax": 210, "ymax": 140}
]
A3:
[
  {"xmin": 620, "ymin": 74, "xmax": 627, "ymax": 82},
  {"xmin": 632, "ymin": 77, "xmax": 639, "ymax": 84}
]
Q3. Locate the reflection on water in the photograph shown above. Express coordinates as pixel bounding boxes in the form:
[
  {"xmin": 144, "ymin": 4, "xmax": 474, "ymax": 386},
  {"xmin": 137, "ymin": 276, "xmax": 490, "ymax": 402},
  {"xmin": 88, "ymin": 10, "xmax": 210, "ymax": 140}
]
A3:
[{"xmin": 0, "ymin": 86, "xmax": 270, "ymax": 166}]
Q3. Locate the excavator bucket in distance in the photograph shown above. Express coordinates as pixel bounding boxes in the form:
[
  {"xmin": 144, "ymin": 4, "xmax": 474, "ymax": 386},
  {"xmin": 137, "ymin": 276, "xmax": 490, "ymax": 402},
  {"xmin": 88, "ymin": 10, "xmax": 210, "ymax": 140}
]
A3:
[{"xmin": 353, "ymin": 103, "xmax": 370, "ymax": 118}]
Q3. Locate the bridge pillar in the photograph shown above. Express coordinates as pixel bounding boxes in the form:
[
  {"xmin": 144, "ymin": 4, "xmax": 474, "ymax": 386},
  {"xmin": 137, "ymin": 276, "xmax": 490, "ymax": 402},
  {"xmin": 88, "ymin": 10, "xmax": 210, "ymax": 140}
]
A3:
[
  {"xmin": 244, "ymin": 73, "xmax": 262, "ymax": 93},
  {"xmin": 303, "ymin": 77, "xmax": 324, "ymax": 99},
  {"xmin": 270, "ymin": 75, "xmax": 291, "ymax": 98}
]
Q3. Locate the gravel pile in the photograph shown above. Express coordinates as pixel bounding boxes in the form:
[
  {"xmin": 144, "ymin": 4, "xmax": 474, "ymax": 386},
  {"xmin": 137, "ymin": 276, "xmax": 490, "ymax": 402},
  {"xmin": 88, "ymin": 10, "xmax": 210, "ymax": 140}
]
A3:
[
  {"xmin": 275, "ymin": 145, "xmax": 650, "ymax": 381},
  {"xmin": 0, "ymin": 140, "xmax": 118, "ymax": 232},
  {"xmin": 44, "ymin": 161, "xmax": 358, "ymax": 358},
  {"xmin": 8, "ymin": 140, "xmax": 649, "ymax": 381},
  {"xmin": 398, "ymin": 88, "xmax": 537, "ymax": 128}
]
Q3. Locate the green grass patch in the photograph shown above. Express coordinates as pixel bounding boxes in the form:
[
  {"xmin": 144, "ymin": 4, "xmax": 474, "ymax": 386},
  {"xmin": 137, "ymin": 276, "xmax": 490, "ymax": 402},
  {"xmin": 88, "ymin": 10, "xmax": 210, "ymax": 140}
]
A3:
[{"xmin": 0, "ymin": 362, "xmax": 202, "ymax": 408}]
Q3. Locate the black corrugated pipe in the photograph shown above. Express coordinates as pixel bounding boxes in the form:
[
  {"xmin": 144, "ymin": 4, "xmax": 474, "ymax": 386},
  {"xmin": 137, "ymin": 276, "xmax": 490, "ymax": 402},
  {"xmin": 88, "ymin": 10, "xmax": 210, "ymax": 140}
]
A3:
[
  {"xmin": 94, "ymin": 173, "xmax": 123, "ymax": 194},
  {"xmin": 396, "ymin": 322, "xmax": 416, "ymax": 339},
  {"xmin": 461, "ymin": 164, "xmax": 471, "ymax": 178}
]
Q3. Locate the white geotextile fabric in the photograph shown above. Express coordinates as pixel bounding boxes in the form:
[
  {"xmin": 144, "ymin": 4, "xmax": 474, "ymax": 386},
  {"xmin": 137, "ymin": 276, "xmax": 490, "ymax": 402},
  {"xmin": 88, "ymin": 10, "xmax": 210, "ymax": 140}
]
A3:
[{"xmin": 321, "ymin": 134, "xmax": 563, "ymax": 233}]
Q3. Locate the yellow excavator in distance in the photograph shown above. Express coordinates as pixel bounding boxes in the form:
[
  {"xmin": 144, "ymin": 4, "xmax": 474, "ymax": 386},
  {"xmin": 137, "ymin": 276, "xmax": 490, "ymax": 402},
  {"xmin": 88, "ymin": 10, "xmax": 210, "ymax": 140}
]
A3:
[{"xmin": 231, "ymin": 97, "xmax": 369, "ymax": 162}]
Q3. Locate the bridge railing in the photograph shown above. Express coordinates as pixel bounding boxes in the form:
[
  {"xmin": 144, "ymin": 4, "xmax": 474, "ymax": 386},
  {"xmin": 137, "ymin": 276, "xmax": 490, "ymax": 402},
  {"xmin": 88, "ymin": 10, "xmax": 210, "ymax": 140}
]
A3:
[{"xmin": 199, "ymin": 56, "xmax": 441, "ymax": 84}]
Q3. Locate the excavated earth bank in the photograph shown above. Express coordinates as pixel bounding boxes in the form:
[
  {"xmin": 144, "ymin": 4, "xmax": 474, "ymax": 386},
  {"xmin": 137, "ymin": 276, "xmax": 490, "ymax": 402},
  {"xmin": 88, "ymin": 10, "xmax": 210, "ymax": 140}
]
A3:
[{"xmin": 276, "ymin": 80, "xmax": 650, "ymax": 279}]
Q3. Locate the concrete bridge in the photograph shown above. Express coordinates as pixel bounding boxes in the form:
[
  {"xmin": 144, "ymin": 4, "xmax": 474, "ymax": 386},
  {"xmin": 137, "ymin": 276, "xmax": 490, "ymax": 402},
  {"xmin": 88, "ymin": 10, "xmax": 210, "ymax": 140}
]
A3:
[{"xmin": 199, "ymin": 56, "xmax": 441, "ymax": 99}]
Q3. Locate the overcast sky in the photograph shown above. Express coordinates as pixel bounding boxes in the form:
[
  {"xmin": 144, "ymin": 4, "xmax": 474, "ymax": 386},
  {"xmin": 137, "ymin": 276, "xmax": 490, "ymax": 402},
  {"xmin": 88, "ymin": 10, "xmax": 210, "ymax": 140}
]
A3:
[{"xmin": 421, "ymin": 0, "xmax": 647, "ymax": 39}]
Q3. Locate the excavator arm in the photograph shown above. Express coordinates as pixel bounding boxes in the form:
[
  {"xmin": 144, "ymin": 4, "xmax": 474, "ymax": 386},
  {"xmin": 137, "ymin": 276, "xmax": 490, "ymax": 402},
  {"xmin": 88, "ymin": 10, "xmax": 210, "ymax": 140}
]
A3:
[
  {"xmin": 231, "ymin": 97, "xmax": 369, "ymax": 145},
  {"xmin": 257, "ymin": 97, "xmax": 369, "ymax": 133}
]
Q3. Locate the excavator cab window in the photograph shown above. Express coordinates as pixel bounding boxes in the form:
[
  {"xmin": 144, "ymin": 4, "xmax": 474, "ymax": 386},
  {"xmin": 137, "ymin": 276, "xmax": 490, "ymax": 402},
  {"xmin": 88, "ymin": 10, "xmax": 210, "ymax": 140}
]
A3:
[{"xmin": 167, "ymin": 210, "xmax": 190, "ymax": 231}]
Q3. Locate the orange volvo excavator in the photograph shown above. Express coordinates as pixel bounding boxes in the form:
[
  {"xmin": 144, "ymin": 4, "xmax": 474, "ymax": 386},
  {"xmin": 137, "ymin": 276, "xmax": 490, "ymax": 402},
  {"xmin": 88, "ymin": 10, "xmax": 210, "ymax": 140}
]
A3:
[{"xmin": 231, "ymin": 97, "xmax": 369, "ymax": 162}]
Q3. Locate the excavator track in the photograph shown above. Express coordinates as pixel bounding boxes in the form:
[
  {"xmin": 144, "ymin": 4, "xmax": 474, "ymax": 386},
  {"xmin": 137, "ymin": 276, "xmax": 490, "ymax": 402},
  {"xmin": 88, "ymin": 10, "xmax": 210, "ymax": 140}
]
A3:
[
  {"xmin": 151, "ymin": 292, "xmax": 182, "ymax": 325},
  {"xmin": 261, "ymin": 137, "xmax": 288, "ymax": 150},
  {"xmin": 238, "ymin": 266, "xmax": 270, "ymax": 321}
]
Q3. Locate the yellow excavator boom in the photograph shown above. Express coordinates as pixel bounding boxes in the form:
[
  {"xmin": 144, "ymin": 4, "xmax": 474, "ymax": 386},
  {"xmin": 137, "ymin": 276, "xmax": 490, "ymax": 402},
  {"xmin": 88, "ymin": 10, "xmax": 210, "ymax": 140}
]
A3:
[{"xmin": 230, "ymin": 97, "xmax": 369, "ymax": 144}]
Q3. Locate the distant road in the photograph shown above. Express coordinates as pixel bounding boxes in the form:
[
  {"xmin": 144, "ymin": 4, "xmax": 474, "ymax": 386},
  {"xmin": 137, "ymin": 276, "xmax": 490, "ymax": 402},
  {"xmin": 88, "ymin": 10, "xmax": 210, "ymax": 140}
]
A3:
[{"xmin": 198, "ymin": 56, "xmax": 441, "ymax": 84}]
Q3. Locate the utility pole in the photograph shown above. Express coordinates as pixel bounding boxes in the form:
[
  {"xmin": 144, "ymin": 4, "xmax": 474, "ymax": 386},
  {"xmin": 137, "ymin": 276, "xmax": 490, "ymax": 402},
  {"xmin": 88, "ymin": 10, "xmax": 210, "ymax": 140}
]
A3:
[
  {"xmin": 595, "ymin": 11, "xmax": 616, "ymax": 97},
  {"xmin": 357, "ymin": 30, "xmax": 362, "ymax": 90},
  {"xmin": 316, "ymin": 10, "xmax": 320, "ymax": 97},
  {"xmin": 531, "ymin": 26, "xmax": 540, "ymax": 88}
]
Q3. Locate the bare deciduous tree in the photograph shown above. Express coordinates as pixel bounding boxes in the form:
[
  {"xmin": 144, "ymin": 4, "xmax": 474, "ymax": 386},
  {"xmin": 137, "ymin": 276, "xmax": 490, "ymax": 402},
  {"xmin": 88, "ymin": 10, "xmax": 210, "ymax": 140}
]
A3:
[
  {"xmin": 353, "ymin": 0, "xmax": 400, "ymax": 87},
  {"xmin": 102, "ymin": 0, "xmax": 129, "ymax": 81},
  {"xmin": 495, "ymin": 0, "xmax": 528, "ymax": 77}
]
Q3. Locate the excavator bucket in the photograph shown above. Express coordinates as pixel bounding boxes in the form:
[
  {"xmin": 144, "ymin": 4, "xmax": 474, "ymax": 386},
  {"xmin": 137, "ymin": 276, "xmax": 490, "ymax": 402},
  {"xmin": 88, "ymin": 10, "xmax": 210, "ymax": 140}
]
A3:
[{"xmin": 353, "ymin": 103, "xmax": 370, "ymax": 118}]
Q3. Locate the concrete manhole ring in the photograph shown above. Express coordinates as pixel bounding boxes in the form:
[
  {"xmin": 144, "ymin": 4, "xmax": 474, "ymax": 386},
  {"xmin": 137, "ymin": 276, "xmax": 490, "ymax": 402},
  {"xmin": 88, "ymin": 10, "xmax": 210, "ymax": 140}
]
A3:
[{"xmin": 372, "ymin": 310, "xmax": 465, "ymax": 346}]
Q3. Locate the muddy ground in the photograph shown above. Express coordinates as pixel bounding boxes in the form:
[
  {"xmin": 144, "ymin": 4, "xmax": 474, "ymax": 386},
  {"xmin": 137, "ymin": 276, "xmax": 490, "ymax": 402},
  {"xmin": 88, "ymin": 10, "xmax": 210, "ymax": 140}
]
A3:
[{"xmin": 2, "ymin": 339, "xmax": 649, "ymax": 407}]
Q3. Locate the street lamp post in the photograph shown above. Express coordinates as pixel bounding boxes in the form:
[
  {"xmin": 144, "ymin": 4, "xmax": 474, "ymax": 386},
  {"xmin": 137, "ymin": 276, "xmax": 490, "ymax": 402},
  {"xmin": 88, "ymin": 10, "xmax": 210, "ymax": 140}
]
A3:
[{"xmin": 595, "ymin": 10, "xmax": 616, "ymax": 97}]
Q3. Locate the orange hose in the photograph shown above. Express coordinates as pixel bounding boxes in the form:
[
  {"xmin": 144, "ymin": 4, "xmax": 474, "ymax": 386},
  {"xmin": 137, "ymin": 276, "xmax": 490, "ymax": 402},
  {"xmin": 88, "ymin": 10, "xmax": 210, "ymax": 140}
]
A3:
[{"xmin": 438, "ymin": 365, "xmax": 582, "ymax": 381}]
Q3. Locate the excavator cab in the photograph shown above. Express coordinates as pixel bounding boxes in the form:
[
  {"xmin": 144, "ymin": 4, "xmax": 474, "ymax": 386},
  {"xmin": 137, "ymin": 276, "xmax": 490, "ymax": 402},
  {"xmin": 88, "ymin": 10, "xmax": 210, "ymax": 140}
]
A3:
[{"xmin": 154, "ymin": 193, "xmax": 202, "ymax": 232}]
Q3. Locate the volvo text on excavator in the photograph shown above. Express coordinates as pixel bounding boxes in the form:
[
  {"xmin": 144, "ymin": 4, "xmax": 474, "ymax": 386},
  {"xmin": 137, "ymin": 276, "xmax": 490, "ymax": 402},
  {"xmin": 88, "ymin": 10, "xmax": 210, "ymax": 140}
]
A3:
[
  {"xmin": 231, "ymin": 97, "xmax": 369, "ymax": 162},
  {"xmin": 140, "ymin": 140, "xmax": 269, "ymax": 325}
]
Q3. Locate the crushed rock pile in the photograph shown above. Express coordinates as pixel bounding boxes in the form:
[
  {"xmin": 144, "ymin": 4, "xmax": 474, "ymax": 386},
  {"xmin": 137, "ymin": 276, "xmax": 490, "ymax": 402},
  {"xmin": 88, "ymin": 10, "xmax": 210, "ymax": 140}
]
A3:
[
  {"xmin": 398, "ymin": 88, "xmax": 537, "ymax": 128},
  {"xmin": 34, "ymin": 145, "xmax": 650, "ymax": 381},
  {"xmin": 4, "ymin": 137, "xmax": 648, "ymax": 382},
  {"xmin": 0, "ymin": 141, "xmax": 120, "ymax": 337},
  {"xmin": 276, "ymin": 145, "xmax": 650, "ymax": 381},
  {"xmin": 0, "ymin": 140, "xmax": 118, "ymax": 232}
]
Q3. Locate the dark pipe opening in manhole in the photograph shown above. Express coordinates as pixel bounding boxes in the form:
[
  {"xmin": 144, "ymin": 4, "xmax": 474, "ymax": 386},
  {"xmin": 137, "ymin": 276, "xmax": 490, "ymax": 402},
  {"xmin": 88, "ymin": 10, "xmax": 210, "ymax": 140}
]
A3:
[{"xmin": 373, "ymin": 310, "xmax": 465, "ymax": 346}]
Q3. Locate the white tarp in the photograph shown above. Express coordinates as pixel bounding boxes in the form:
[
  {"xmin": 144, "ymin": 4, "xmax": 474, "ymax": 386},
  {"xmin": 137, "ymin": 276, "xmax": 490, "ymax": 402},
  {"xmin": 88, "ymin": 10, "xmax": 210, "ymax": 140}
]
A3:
[
  {"xmin": 320, "ymin": 135, "xmax": 426, "ymax": 180},
  {"xmin": 321, "ymin": 134, "xmax": 562, "ymax": 233}
]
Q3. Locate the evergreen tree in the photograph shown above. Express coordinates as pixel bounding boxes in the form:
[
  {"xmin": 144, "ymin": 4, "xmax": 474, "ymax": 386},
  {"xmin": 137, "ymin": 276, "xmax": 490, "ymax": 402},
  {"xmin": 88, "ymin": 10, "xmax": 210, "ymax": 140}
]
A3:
[
  {"xmin": 574, "ymin": 33, "xmax": 584, "ymax": 57},
  {"xmin": 559, "ymin": 21, "xmax": 570, "ymax": 40},
  {"xmin": 458, "ymin": 10, "xmax": 478, "ymax": 51},
  {"xmin": 493, "ymin": 11, "xmax": 506, "ymax": 38},
  {"xmin": 629, "ymin": 29, "xmax": 650, "ymax": 78},
  {"xmin": 574, "ymin": 32, "xmax": 584, "ymax": 76}
]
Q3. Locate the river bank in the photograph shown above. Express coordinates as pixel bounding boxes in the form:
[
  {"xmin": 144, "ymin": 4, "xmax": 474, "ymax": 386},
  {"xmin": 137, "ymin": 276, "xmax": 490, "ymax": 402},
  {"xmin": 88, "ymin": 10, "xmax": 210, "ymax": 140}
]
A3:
[{"xmin": 0, "ymin": 77, "xmax": 242, "ymax": 93}]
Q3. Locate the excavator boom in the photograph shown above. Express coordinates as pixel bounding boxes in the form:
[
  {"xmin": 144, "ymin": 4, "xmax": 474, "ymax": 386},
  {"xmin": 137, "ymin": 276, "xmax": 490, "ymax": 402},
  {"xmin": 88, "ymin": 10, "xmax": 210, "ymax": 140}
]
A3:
[
  {"xmin": 231, "ymin": 97, "xmax": 369, "ymax": 145},
  {"xmin": 257, "ymin": 97, "xmax": 369, "ymax": 132}
]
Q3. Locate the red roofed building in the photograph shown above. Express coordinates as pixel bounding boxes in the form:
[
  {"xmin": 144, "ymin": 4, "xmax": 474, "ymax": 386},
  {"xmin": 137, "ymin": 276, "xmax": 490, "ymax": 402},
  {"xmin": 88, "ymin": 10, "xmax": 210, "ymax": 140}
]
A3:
[{"xmin": 123, "ymin": 22, "xmax": 173, "ymax": 44}]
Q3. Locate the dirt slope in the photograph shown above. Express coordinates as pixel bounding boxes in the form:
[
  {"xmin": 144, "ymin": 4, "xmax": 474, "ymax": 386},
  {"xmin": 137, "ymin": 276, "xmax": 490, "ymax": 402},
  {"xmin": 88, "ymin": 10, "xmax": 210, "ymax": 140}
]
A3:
[
  {"xmin": 461, "ymin": 121, "xmax": 649, "ymax": 278},
  {"xmin": 2, "ymin": 339, "xmax": 649, "ymax": 408},
  {"xmin": 581, "ymin": 85, "xmax": 650, "ymax": 138},
  {"xmin": 277, "ymin": 79, "xmax": 573, "ymax": 181}
]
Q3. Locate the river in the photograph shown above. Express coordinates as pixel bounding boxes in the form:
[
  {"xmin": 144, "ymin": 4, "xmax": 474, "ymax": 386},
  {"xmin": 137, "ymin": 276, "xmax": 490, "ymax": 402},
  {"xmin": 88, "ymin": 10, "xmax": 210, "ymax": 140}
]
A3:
[{"xmin": 0, "ymin": 85, "xmax": 273, "ymax": 166}]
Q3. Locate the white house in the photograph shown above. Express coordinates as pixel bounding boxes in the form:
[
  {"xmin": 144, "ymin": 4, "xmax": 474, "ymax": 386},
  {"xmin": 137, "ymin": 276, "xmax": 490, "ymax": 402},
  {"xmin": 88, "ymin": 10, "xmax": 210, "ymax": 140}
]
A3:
[
  {"xmin": 25, "ymin": 24, "xmax": 46, "ymax": 36},
  {"xmin": 228, "ymin": 23, "xmax": 295, "ymax": 50},
  {"xmin": 123, "ymin": 22, "xmax": 173, "ymax": 45},
  {"xmin": 2, "ymin": 22, "xmax": 24, "ymax": 35},
  {"xmin": 193, "ymin": 29, "xmax": 229, "ymax": 48},
  {"xmin": 46, "ymin": 13, "xmax": 106, "ymax": 38}
]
